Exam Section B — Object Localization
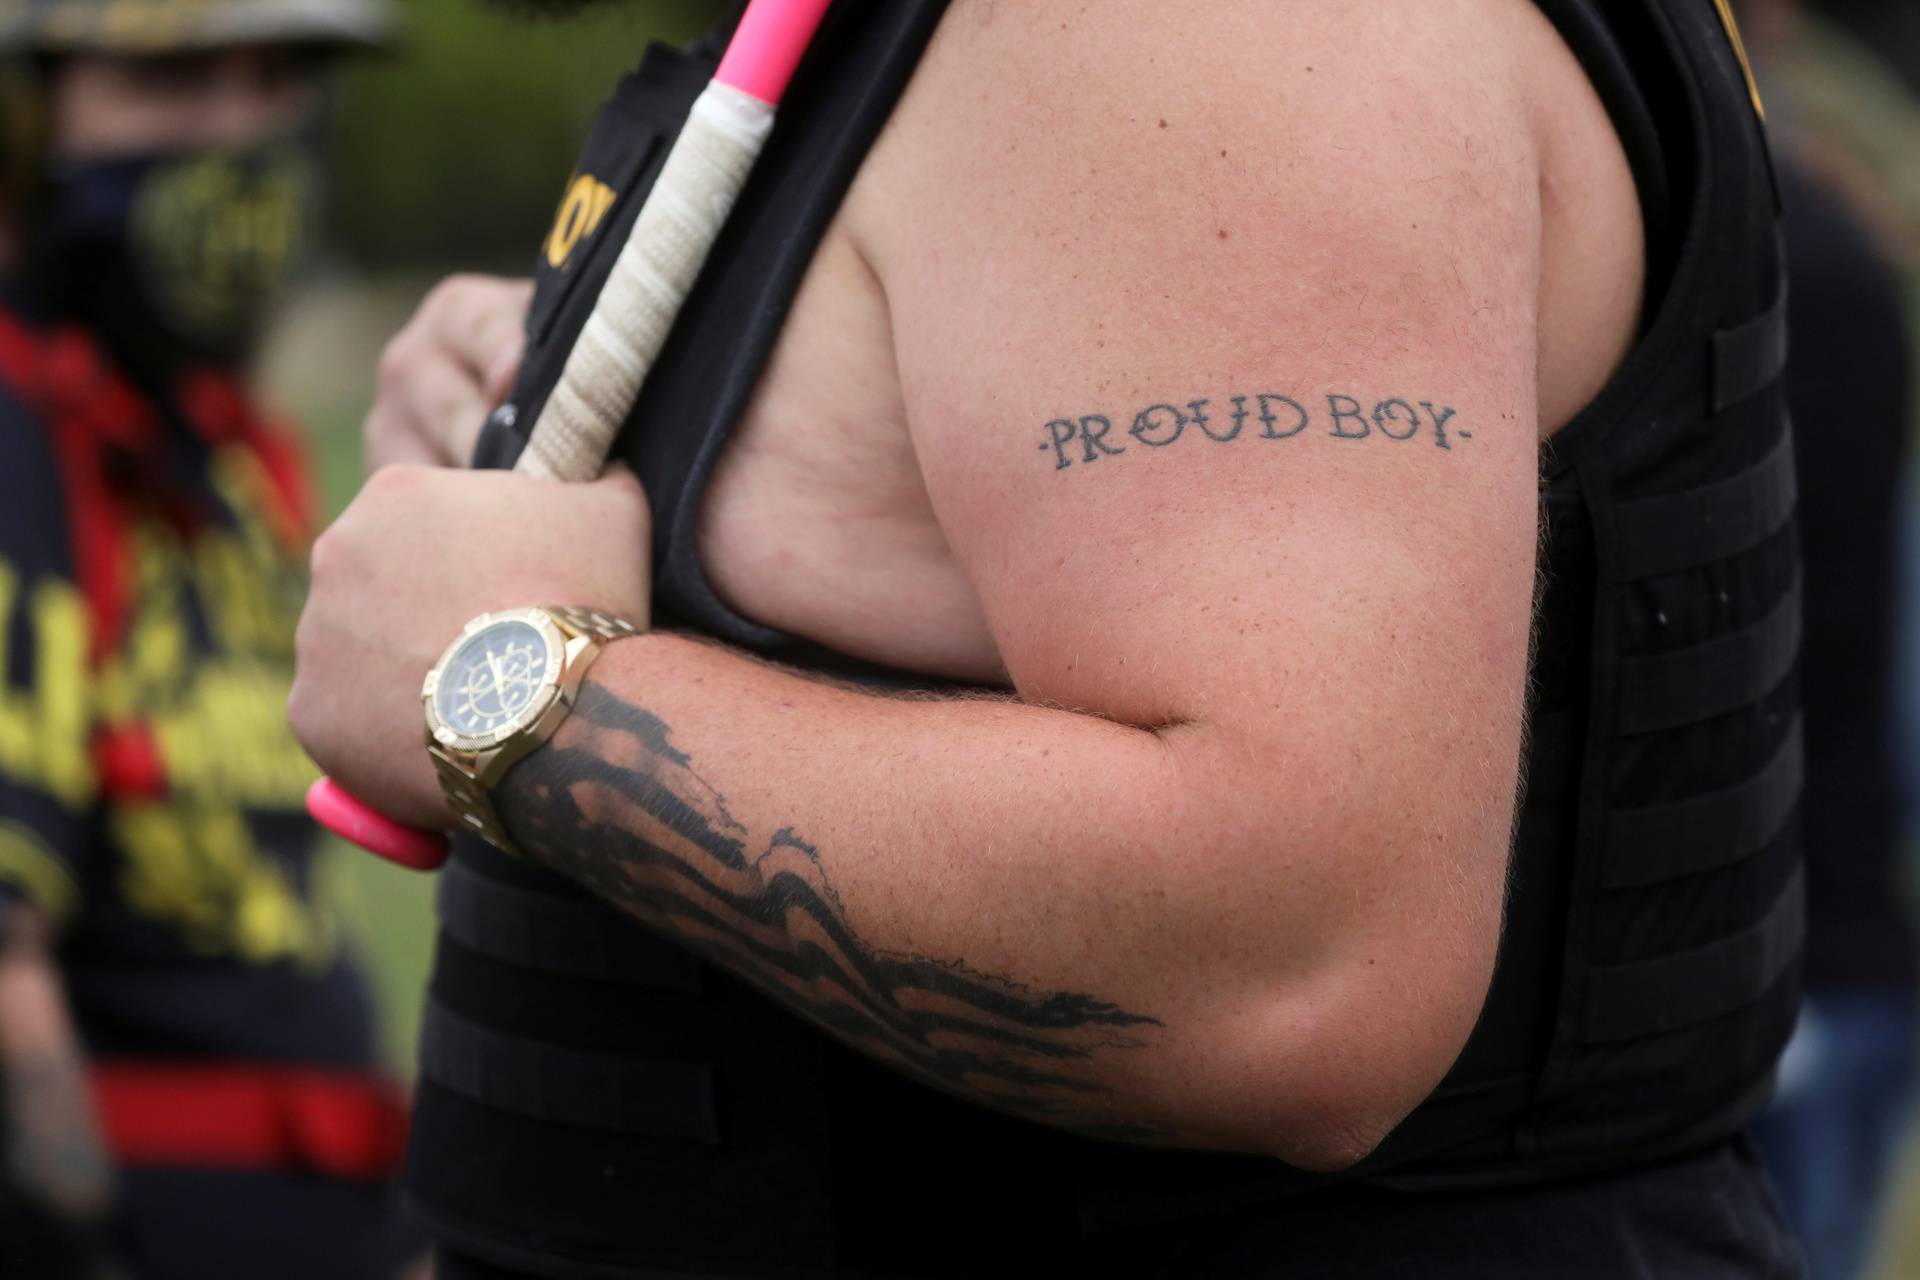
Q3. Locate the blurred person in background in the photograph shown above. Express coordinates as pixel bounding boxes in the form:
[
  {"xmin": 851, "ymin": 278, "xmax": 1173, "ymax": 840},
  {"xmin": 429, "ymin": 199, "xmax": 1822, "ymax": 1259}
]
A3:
[
  {"xmin": 0, "ymin": 0, "xmax": 420, "ymax": 1276},
  {"xmin": 1731, "ymin": 3, "xmax": 1920, "ymax": 1278}
]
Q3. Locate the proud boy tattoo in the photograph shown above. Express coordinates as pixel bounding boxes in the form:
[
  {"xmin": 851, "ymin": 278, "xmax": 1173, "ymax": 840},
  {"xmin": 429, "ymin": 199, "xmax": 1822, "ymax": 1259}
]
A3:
[{"xmin": 1039, "ymin": 392, "xmax": 1469, "ymax": 471}]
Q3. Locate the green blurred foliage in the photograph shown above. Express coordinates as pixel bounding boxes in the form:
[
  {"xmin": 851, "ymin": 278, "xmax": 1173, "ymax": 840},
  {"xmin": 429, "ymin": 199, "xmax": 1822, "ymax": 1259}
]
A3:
[{"xmin": 322, "ymin": 0, "xmax": 726, "ymax": 271}]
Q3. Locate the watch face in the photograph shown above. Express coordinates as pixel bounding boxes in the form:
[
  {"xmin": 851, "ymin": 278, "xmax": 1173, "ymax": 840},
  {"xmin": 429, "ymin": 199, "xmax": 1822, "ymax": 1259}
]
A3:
[{"xmin": 433, "ymin": 619, "xmax": 555, "ymax": 740}]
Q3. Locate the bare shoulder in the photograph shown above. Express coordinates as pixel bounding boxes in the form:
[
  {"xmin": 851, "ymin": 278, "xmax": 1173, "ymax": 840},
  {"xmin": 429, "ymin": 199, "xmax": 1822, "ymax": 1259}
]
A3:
[
  {"xmin": 840, "ymin": 0, "xmax": 1550, "ymax": 714},
  {"xmin": 848, "ymin": 0, "xmax": 1547, "ymax": 453},
  {"xmin": 853, "ymin": 0, "xmax": 1543, "ymax": 265},
  {"xmin": 846, "ymin": 0, "xmax": 1640, "ymax": 440}
]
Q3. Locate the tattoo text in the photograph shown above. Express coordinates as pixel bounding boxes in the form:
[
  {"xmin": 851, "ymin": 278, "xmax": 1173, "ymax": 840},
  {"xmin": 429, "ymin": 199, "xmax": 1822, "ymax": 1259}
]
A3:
[{"xmin": 1040, "ymin": 391, "xmax": 1469, "ymax": 471}]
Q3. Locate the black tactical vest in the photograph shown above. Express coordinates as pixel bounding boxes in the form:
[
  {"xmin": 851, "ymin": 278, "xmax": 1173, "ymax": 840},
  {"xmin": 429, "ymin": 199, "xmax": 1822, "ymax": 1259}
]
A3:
[{"xmin": 412, "ymin": 1, "xmax": 1799, "ymax": 1274}]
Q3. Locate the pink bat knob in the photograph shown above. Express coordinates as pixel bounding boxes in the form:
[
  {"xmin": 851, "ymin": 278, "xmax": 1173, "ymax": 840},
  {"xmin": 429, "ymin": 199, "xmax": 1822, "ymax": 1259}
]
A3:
[
  {"xmin": 306, "ymin": 777, "xmax": 449, "ymax": 872},
  {"xmin": 716, "ymin": 0, "xmax": 834, "ymax": 104}
]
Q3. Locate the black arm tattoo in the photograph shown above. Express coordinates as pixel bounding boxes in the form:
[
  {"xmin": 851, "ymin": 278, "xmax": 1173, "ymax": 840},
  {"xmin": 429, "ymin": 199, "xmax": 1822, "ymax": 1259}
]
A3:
[
  {"xmin": 495, "ymin": 686, "xmax": 1165, "ymax": 1141},
  {"xmin": 1040, "ymin": 390, "xmax": 1469, "ymax": 471}
]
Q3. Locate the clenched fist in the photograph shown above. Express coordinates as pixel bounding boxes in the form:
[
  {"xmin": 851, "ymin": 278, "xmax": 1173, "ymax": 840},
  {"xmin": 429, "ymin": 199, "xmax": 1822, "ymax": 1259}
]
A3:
[{"xmin": 289, "ymin": 463, "xmax": 651, "ymax": 828}]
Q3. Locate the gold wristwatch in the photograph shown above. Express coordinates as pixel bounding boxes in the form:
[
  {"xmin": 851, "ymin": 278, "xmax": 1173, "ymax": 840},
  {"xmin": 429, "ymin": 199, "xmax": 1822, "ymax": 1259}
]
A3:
[{"xmin": 422, "ymin": 605, "xmax": 639, "ymax": 854}]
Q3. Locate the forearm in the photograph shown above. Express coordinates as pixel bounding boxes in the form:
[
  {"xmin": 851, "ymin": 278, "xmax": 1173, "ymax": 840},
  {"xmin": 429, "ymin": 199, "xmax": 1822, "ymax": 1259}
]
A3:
[
  {"xmin": 495, "ymin": 634, "xmax": 1397, "ymax": 1159},
  {"xmin": 0, "ymin": 902, "xmax": 113, "ymax": 1225}
]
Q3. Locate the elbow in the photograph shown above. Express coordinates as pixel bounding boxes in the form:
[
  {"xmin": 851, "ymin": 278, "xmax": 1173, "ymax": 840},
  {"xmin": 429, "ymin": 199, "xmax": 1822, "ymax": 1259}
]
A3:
[
  {"xmin": 1266, "ymin": 1095, "xmax": 1416, "ymax": 1174},
  {"xmin": 1141, "ymin": 768, "xmax": 1511, "ymax": 1171},
  {"xmin": 1245, "ymin": 1054, "xmax": 1434, "ymax": 1174},
  {"xmin": 1202, "ymin": 946, "xmax": 1498, "ymax": 1173}
]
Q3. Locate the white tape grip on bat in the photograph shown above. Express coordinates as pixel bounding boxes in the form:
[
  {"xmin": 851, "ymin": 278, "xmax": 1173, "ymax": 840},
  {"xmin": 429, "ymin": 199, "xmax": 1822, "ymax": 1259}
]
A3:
[{"xmin": 520, "ymin": 81, "xmax": 777, "ymax": 483}]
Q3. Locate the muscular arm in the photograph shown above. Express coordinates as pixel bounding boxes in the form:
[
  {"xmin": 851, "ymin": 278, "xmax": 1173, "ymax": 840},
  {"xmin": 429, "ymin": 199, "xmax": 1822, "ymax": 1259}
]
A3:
[
  {"xmin": 490, "ymin": 0, "xmax": 1545, "ymax": 1168},
  {"xmin": 498, "ymin": 650, "xmax": 1177, "ymax": 1145},
  {"xmin": 297, "ymin": 0, "xmax": 1549, "ymax": 1170}
]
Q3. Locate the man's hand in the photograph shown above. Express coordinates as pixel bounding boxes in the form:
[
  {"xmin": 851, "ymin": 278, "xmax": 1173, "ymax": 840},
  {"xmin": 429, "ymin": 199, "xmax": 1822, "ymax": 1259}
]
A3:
[
  {"xmin": 289, "ymin": 464, "xmax": 650, "ymax": 828},
  {"xmin": 363, "ymin": 275, "xmax": 533, "ymax": 472}
]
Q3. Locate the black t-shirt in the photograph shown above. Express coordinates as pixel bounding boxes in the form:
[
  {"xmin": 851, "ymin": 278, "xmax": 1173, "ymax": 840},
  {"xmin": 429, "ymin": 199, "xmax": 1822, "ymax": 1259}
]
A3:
[{"xmin": 0, "ymin": 292, "xmax": 376, "ymax": 1069}]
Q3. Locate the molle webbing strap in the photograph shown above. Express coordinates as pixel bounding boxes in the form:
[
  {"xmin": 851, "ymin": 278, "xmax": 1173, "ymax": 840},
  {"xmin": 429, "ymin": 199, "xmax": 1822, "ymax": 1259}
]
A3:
[
  {"xmin": 420, "ymin": 1004, "xmax": 719, "ymax": 1143},
  {"xmin": 1615, "ymin": 574, "xmax": 1801, "ymax": 735},
  {"xmin": 1582, "ymin": 863, "xmax": 1803, "ymax": 1043},
  {"xmin": 1601, "ymin": 718, "xmax": 1802, "ymax": 889},
  {"xmin": 436, "ymin": 859, "xmax": 703, "ymax": 991},
  {"xmin": 1610, "ymin": 429, "xmax": 1795, "ymax": 580},
  {"xmin": 1712, "ymin": 281, "xmax": 1789, "ymax": 412}
]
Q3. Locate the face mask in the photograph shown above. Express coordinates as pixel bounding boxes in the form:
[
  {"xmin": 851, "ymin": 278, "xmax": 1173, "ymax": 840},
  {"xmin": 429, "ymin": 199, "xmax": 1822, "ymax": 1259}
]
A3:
[{"xmin": 31, "ymin": 141, "xmax": 315, "ymax": 377}]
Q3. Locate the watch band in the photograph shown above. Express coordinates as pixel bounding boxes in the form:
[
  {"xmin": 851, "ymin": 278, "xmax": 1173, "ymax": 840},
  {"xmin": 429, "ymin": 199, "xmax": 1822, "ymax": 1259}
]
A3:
[
  {"xmin": 430, "ymin": 744, "xmax": 519, "ymax": 852},
  {"xmin": 428, "ymin": 605, "xmax": 640, "ymax": 855},
  {"xmin": 544, "ymin": 604, "xmax": 642, "ymax": 645}
]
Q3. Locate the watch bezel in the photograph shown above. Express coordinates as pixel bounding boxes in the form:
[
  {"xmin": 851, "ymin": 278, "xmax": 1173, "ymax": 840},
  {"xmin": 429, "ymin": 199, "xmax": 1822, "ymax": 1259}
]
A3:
[{"xmin": 422, "ymin": 607, "xmax": 567, "ymax": 754}]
